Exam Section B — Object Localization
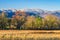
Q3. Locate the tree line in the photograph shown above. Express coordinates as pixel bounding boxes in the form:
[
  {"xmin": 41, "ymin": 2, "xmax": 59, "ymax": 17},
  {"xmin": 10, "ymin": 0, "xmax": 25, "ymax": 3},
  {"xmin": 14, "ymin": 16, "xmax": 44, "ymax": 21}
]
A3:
[{"xmin": 0, "ymin": 11, "xmax": 60, "ymax": 30}]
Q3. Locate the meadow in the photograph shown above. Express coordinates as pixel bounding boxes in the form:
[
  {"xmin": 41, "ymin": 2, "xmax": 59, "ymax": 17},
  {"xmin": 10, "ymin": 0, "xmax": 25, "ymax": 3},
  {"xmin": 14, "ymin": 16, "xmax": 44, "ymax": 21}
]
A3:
[{"xmin": 0, "ymin": 30, "xmax": 60, "ymax": 40}]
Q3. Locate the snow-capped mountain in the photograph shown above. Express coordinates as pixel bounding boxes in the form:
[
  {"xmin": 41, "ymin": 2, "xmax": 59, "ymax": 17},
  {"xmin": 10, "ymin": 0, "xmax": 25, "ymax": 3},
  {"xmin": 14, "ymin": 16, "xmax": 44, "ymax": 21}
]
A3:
[{"xmin": 0, "ymin": 9, "xmax": 60, "ymax": 18}]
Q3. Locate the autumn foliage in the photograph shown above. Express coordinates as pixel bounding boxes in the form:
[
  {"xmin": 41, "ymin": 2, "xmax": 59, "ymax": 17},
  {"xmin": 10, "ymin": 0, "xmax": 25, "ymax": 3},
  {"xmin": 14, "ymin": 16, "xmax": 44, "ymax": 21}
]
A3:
[{"xmin": 0, "ymin": 10, "xmax": 60, "ymax": 30}]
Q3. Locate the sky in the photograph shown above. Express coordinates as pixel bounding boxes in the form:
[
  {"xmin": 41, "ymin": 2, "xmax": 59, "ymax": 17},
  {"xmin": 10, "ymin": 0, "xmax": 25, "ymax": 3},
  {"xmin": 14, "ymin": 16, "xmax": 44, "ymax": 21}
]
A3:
[{"xmin": 0, "ymin": 0, "xmax": 60, "ymax": 11}]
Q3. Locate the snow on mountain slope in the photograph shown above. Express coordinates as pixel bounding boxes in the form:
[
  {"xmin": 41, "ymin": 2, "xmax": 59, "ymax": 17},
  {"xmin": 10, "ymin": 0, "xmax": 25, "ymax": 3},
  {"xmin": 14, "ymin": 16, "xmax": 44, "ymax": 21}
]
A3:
[{"xmin": 0, "ymin": 9, "xmax": 60, "ymax": 18}]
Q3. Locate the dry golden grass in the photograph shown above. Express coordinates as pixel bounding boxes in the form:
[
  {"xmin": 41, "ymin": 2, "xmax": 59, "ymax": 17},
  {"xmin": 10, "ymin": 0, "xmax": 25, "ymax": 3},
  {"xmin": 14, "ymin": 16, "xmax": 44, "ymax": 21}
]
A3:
[{"xmin": 0, "ymin": 30, "xmax": 60, "ymax": 40}]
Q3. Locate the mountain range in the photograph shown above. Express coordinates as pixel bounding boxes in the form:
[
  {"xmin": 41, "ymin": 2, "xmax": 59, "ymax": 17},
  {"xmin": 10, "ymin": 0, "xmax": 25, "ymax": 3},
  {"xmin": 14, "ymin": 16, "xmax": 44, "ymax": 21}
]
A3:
[{"xmin": 0, "ymin": 9, "xmax": 60, "ymax": 18}]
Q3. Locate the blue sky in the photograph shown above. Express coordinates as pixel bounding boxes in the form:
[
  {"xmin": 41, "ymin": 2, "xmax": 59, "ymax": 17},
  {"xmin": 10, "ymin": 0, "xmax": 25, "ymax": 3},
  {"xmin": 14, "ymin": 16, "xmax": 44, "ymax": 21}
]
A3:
[{"xmin": 0, "ymin": 0, "xmax": 60, "ymax": 10}]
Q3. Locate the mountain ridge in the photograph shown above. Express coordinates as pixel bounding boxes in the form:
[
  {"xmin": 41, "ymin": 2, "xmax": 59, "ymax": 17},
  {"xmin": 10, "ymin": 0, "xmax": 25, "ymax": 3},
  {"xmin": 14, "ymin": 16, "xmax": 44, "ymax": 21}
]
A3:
[{"xmin": 0, "ymin": 9, "xmax": 60, "ymax": 18}]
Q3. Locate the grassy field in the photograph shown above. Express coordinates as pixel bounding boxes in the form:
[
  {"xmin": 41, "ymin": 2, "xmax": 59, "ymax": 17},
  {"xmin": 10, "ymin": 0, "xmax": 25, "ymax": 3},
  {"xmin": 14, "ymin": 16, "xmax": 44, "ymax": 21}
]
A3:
[{"xmin": 0, "ymin": 30, "xmax": 60, "ymax": 40}]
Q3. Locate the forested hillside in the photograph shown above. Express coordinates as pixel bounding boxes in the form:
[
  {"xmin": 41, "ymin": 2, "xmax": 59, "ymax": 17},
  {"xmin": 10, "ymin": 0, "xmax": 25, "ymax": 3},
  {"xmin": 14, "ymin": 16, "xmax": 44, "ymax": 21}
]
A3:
[{"xmin": 0, "ymin": 9, "xmax": 60, "ymax": 30}]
